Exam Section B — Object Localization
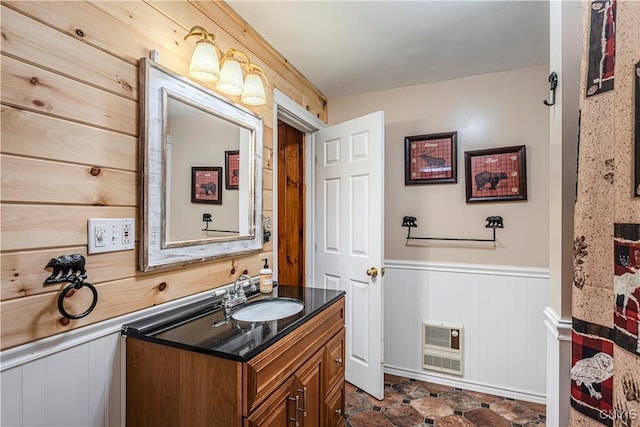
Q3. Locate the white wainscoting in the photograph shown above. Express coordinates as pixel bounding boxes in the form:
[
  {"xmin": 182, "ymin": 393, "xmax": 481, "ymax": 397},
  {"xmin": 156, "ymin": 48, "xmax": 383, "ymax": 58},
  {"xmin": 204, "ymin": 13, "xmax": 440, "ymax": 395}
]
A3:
[
  {"xmin": 1, "ymin": 333, "xmax": 123, "ymax": 427},
  {"xmin": 1, "ymin": 264, "xmax": 549, "ymax": 426},
  {"xmin": 0, "ymin": 286, "xmax": 231, "ymax": 427},
  {"xmin": 383, "ymin": 260, "xmax": 549, "ymax": 403}
]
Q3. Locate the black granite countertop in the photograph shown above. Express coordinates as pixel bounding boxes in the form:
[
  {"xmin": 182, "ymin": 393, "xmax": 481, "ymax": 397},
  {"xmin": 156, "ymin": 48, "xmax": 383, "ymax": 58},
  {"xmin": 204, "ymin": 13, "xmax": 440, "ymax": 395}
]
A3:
[{"xmin": 122, "ymin": 285, "xmax": 345, "ymax": 362}]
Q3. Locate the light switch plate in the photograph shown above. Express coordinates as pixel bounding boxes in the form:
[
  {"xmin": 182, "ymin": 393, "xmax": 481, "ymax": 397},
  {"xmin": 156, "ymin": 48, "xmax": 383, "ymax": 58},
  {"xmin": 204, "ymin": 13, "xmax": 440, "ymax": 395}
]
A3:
[{"xmin": 88, "ymin": 218, "xmax": 135, "ymax": 254}]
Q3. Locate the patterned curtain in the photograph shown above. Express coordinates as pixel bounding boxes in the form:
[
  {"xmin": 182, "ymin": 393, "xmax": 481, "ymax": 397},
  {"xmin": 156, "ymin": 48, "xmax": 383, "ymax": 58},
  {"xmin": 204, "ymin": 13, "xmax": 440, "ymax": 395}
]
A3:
[{"xmin": 571, "ymin": 1, "xmax": 640, "ymax": 426}]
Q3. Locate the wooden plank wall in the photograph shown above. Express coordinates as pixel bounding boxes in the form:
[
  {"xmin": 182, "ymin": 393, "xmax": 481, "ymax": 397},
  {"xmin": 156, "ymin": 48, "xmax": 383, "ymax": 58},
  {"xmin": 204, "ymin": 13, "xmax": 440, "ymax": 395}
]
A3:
[{"xmin": 0, "ymin": 0, "xmax": 328, "ymax": 350}]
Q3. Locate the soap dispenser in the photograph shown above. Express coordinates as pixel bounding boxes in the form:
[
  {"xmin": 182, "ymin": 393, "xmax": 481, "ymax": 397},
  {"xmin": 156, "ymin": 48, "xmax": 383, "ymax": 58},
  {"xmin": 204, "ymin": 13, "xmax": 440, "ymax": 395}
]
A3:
[{"xmin": 259, "ymin": 258, "xmax": 273, "ymax": 293}]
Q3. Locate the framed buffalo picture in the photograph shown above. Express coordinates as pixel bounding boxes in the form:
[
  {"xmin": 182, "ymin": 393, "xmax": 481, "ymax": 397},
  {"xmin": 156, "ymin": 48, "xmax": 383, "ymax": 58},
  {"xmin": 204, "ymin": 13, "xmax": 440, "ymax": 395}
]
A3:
[
  {"xmin": 191, "ymin": 166, "xmax": 222, "ymax": 204},
  {"xmin": 404, "ymin": 131, "xmax": 457, "ymax": 185},
  {"xmin": 464, "ymin": 145, "xmax": 527, "ymax": 203},
  {"xmin": 225, "ymin": 150, "xmax": 240, "ymax": 190}
]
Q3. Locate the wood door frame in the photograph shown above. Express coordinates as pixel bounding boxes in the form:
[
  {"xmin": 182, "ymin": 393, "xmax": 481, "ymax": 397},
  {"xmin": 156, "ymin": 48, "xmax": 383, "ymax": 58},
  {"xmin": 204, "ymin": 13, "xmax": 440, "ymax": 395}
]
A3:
[{"xmin": 272, "ymin": 89, "xmax": 326, "ymax": 283}]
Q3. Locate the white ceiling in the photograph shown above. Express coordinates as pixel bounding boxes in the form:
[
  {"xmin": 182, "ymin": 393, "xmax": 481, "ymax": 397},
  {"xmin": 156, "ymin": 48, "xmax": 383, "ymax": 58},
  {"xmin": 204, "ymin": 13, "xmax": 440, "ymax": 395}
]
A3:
[{"xmin": 226, "ymin": 1, "xmax": 550, "ymax": 99}]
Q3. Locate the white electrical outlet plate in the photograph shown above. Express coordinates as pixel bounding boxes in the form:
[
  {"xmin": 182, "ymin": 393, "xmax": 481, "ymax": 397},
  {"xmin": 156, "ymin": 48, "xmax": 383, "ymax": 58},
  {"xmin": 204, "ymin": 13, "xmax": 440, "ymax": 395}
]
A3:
[{"xmin": 88, "ymin": 218, "xmax": 135, "ymax": 254}]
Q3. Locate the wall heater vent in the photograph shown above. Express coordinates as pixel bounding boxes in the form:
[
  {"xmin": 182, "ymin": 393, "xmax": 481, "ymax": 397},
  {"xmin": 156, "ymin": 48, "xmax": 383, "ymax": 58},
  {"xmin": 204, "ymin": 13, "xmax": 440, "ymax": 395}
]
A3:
[{"xmin": 422, "ymin": 321, "xmax": 463, "ymax": 376}]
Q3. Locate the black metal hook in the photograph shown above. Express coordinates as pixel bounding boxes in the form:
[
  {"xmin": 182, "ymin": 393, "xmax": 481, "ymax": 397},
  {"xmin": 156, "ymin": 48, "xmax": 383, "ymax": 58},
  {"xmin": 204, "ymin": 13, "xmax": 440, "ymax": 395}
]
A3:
[{"xmin": 543, "ymin": 72, "xmax": 558, "ymax": 106}]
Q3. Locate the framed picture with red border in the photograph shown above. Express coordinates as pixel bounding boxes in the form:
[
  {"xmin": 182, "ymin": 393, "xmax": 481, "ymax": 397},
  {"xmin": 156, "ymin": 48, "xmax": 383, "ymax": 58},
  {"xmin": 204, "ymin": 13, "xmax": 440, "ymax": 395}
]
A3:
[
  {"xmin": 464, "ymin": 145, "xmax": 527, "ymax": 203},
  {"xmin": 404, "ymin": 131, "xmax": 457, "ymax": 185},
  {"xmin": 225, "ymin": 150, "xmax": 240, "ymax": 190},
  {"xmin": 191, "ymin": 166, "xmax": 222, "ymax": 204}
]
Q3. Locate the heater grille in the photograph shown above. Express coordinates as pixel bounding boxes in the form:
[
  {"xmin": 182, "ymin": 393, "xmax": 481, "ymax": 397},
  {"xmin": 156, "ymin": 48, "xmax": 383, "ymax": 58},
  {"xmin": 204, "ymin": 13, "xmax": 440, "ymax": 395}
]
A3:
[{"xmin": 422, "ymin": 322, "xmax": 463, "ymax": 376}]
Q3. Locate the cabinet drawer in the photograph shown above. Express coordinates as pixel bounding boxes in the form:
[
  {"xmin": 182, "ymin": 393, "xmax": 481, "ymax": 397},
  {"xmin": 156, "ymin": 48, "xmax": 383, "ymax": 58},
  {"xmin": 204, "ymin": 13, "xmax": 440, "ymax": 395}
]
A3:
[
  {"xmin": 323, "ymin": 328, "xmax": 345, "ymax": 392},
  {"xmin": 324, "ymin": 382, "xmax": 345, "ymax": 427},
  {"xmin": 244, "ymin": 297, "xmax": 345, "ymax": 416}
]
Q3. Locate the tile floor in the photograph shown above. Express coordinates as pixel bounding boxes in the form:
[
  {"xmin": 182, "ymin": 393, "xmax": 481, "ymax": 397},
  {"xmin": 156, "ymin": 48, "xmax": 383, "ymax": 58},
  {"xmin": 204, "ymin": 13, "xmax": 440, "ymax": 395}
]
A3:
[{"xmin": 344, "ymin": 374, "xmax": 546, "ymax": 426}]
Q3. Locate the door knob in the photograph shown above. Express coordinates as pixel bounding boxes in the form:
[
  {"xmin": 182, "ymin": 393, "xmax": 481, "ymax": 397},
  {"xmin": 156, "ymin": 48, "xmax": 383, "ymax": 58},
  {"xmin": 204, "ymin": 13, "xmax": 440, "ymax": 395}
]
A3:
[{"xmin": 366, "ymin": 267, "xmax": 378, "ymax": 278}]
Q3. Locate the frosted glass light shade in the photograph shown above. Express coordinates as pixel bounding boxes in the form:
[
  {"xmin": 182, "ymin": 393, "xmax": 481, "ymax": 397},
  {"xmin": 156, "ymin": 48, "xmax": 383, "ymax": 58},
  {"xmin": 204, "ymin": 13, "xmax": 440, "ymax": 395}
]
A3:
[
  {"xmin": 189, "ymin": 41, "xmax": 219, "ymax": 82},
  {"xmin": 241, "ymin": 73, "xmax": 266, "ymax": 105},
  {"xmin": 217, "ymin": 59, "xmax": 244, "ymax": 96}
]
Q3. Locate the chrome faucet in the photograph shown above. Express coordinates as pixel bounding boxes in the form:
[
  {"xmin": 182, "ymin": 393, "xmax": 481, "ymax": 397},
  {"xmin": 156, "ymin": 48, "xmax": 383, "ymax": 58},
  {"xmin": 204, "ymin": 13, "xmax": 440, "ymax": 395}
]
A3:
[{"xmin": 223, "ymin": 274, "xmax": 253, "ymax": 311}]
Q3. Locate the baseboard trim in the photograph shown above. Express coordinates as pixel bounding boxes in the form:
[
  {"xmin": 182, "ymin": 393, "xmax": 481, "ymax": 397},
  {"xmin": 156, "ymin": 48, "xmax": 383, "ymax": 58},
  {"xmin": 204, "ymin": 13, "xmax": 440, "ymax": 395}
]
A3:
[
  {"xmin": 384, "ymin": 259, "xmax": 549, "ymax": 279},
  {"xmin": 384, "ymin": 365, "xmax": 546, "ymax": 404}
]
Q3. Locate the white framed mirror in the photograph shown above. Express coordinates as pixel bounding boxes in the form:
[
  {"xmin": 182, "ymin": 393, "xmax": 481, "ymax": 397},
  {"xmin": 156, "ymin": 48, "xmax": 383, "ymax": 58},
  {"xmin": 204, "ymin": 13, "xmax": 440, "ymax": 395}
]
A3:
[{"xmin": 139, "ymin": 58, "xmax": 263, "ymax": 272}]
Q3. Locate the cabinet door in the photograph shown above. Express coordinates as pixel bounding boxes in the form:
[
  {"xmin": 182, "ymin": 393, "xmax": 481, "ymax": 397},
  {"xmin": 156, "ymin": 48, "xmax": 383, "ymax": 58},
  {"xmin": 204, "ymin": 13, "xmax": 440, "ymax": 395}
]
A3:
[
  {"xmin": 292, "ymin": 350, "xmax": 323, "ymax": 427},
  {"xmin": 245, "ymin": 377, "xmax": 295, "ymax": 427},
  {"xmin": 324, "ymin": 328, "xmax": 345, "ymax": 393},
  {"xmin": 324, "ymin": 382, "xmax": 345, "ymax": 427}
]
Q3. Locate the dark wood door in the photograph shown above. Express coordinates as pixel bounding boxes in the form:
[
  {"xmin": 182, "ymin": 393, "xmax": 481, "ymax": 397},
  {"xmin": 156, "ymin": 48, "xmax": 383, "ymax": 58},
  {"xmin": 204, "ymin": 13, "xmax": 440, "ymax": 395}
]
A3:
[{"xmin": 277, "ymin": 120, "xmax": 305, "ymax": 286}]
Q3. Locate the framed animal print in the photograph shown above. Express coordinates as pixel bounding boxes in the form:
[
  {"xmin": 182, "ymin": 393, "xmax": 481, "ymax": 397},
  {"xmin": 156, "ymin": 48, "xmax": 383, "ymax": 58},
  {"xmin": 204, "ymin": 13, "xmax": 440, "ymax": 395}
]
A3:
[
  {"xmin": 191, "ymin": 166, "xmax": 222, "ymax": 204},
  {"xmin": 464, "ymin": 145, "xmax": 527, "ymax": 203},
  {"xmin": 404, "ymin": 131, "xmax": 457, "ymax": 185},
  {"xmin": 225, "ymin": 150, "xmax": 240, "ymax": 190}
]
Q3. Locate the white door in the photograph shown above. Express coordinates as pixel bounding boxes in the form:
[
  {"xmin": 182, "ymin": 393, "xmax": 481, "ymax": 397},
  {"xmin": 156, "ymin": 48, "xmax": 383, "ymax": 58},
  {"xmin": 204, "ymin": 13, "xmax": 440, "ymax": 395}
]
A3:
[{"xmin": 314, "ymin": 111, "xmax": 384, "ymax": 400}]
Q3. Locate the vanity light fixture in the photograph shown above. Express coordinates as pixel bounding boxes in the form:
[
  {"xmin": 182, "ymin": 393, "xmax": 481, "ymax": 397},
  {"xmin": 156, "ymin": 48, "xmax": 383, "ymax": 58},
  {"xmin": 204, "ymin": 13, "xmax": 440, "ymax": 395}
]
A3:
[
  {"xmin": 184, "ymin": 26, "xmax": 220, "ymax": 82},
  {"xmin": 184, "ymin": 26, "xmax": 269, "ymax": 106}
]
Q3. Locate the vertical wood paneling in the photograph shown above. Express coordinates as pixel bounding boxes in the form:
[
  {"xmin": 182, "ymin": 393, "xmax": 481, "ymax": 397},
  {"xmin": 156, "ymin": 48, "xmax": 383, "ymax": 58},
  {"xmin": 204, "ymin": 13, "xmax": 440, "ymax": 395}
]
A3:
[
  {"xmin": 1, "ymin": 366, "xmax": 22, "ymax": 426},
  {"xmin": 88, "ymin": 336, "xmax": 109, "ymax": 426},
  {"xmin": 21, "ymin": 359, "xmax": 46, "ymax": 425},
  {"xmin": 384, "ymin": 262, "xmax": 548, "ymax": 396},
  {"xmin": 4, "ymin": 332, "xmax": 124, "ymax": 427},
  {"xmin": 45, "ymin": 345, "xmax": 90, "ymax": 426}
]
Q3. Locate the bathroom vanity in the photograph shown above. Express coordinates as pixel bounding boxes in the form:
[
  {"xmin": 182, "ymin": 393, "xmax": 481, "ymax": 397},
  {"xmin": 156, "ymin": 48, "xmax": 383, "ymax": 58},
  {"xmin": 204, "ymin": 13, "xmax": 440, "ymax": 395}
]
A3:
[{"xmin": 123, "ymin": 285, "xmax": 345, "ymax": 427}]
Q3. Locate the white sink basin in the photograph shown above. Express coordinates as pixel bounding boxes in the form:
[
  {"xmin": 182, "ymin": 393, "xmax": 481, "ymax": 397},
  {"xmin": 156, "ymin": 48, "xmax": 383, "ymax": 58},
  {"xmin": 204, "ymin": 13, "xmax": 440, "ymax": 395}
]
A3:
[{"xmin": 231, "ymin": 298, "xmax": 304, "ymax": 322}]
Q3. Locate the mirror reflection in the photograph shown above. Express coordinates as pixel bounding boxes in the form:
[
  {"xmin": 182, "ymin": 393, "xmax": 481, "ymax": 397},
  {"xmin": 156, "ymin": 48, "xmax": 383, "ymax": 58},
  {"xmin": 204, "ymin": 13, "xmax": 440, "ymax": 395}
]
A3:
[{"xmin": 164, "ymin": 94, "xmax": 252, "ymax": 244}]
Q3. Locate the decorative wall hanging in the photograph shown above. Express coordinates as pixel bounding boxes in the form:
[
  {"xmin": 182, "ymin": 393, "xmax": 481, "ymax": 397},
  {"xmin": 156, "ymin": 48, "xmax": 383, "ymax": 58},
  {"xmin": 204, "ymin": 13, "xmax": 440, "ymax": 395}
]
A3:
[
  {"xmin": 464, "ymin": 145, "xmax": 527, "ymax": 203},
  {"xmin": 586, "ymin": 0, "xmax": 616, "ymax": 97},
  {"xmin": 613, "ymin": 223, "xmax": 640, "ymax": 356},
  {"xmin": 404, "ymin": 131, "xmax": 457, "ymax": 185},
  {"xmin": 191, "ymin": 166, "xmax": 222, "ymax": 204},
  {"xmin": 571, "ymin": 321, "xmax": 615, "ymax": 426},
  {"xmin": 225, "ymin": 150, "xmax": 240, "ymax": 190},
  {"xmin": 635, "ymin": 61, "xmax": 639, "ymax": 197}
]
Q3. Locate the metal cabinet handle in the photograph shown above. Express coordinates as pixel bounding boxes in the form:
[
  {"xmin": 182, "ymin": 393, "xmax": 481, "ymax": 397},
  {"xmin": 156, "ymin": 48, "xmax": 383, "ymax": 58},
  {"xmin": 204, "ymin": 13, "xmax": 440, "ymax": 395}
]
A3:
[
  {"xmin": 297, "ymin": 387, "xmax": 307, "ymax": 416},
  {"xmin": 335, "ymin": 408, "xmax": 342, "ymax": 416},
  {"xmin": 289, "ymin": 395, "xmax": 300, "ymax": 426},
  {"xmin": 335, "ymin": 357, "xmax": 343, "ymax": 366}
]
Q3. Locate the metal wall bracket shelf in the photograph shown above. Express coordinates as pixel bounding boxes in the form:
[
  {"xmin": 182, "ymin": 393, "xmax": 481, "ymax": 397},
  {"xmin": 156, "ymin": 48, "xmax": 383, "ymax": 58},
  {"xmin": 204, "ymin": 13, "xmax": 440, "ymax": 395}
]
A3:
[
  {"xmin": 201, "ymin": 213, "xmax": 239, "ymax": 234},
  {"xmin": 402, "ymin": 215, "xmax": 504, "ymax": 243}
]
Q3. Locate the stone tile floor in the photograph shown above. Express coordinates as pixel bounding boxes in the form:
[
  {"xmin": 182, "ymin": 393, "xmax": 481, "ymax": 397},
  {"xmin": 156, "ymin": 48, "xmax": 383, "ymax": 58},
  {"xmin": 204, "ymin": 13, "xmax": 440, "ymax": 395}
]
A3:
[{"xmin": 345, "ymin": 374, "xmax": 546, "ymax": 426}]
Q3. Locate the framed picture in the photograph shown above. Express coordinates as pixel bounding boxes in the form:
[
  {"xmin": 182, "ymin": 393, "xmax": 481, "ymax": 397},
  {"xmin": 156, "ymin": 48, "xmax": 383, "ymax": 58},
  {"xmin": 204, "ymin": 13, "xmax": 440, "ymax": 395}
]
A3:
[
  {"xmin": 404, "ymin": 131, "xmax": 457, "ymax": 185},
  {"xmin": 191, "ymin": 167, "xmax": 222, "ymax": 204},
  {"xmin": 464, "ymin": 145, "xmax": 527, "ymax": 203},
  {"xmin": 225, "ymin": 150, "xmax": 240, "ymax": 190}
]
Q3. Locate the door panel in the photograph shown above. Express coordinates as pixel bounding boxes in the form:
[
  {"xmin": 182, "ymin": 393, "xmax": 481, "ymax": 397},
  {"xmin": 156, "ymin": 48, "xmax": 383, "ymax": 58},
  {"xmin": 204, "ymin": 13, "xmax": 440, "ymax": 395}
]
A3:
[
  {"xmin": 277, "ymin": 121, "xmax": 305, "ymax": 286},
  {"xmin": 314, "ymin": 111, "xmax": 384, "ymax": 399},
  {"xmin": 324, "ymin": 179, "xmax": 341, "ymax": 252}
]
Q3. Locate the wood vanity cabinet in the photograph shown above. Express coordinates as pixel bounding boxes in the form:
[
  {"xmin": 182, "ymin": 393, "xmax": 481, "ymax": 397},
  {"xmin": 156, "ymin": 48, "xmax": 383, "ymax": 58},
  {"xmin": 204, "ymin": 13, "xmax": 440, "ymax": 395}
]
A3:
[{"xmin": 126, "ymin": 296, "xmax": 345, "ymax": 427}]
